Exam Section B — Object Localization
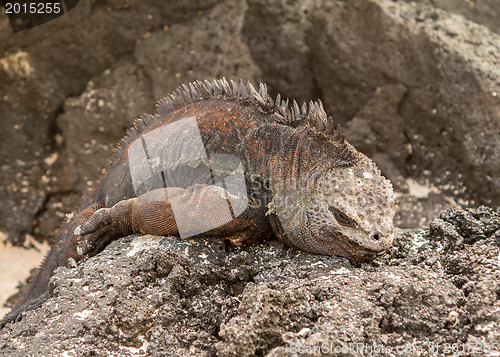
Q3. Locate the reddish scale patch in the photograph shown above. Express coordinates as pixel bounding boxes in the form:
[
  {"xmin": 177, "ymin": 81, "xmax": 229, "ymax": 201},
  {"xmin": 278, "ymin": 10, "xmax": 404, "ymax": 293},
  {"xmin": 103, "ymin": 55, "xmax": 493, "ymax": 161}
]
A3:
[{"xmin": 114, "ymin": 99, "xmax": 269, "ymax": 170}]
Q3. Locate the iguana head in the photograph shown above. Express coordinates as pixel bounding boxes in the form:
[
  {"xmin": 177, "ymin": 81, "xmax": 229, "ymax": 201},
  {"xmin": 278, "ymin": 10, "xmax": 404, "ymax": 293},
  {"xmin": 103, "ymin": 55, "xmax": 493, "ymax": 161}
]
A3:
[
  {"xmin": 269, "ymin": 99, "xmax": 395, "ymax": 262},
  {"xmin": 306, "ymin": 154, "xmax": 394, "ymax": 262},
  {"xmin": 273, "ymin": 150, "xmax": 395, "ymax": 262}
]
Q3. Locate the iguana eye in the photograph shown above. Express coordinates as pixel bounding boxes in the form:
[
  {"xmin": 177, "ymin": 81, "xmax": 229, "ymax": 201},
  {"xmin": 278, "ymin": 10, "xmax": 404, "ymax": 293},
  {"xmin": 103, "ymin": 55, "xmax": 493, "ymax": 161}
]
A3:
[{"xmin": 329, "ymin": 206, "xmax": 356, "ymax": 227}]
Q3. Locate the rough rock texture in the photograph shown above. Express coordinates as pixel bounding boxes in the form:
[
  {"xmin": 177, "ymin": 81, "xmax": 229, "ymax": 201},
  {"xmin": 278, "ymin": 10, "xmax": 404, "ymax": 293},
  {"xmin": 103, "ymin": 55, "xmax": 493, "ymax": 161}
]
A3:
[
  {"xmin": 408, "ymin": 0, "xmax": 500, "ymax": 34},
  {"xmin": 0, "ymin": 206, "xmax": 499, "ymax": 356}
]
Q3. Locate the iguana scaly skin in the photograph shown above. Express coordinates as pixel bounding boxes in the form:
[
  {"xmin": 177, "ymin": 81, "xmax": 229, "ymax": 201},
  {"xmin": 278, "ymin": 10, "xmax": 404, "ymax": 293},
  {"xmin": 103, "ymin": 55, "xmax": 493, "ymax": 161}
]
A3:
[{"xmin": 1, "ymin": 78, "xmax": 394, "ymax": 329}]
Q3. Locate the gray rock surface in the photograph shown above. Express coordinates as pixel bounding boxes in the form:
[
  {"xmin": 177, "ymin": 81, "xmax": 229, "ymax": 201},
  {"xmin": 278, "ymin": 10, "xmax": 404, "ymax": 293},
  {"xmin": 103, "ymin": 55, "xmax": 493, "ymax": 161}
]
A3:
[
  {"xmin": 408, "ymin": 0, "xmax": 500, "ymax": 34},
  {"xmin": 1, "ymin": 206, "xmax": 499, "ymax": 356}
]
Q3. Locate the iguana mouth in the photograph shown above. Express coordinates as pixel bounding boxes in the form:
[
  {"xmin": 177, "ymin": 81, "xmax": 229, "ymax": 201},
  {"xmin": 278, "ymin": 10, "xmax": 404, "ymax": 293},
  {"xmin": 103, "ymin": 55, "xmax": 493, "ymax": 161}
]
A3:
[{"xmin": 316, "ymin": 226, "xmax": 383, "ymax": 262}]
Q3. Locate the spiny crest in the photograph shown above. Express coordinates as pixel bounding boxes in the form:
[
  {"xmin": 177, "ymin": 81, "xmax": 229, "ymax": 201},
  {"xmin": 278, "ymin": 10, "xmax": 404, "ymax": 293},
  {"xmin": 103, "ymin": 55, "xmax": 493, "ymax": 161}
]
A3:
[
  {"xmin": 118, "ymin": 113, "xmax": 157, "ymax": 150},
  {"xmin": 156, "ymin": 78, "xmax": 275, "ymax": 115},
  {"xmin": 109, "ymin": 113, "xmax": 158, "ymax": 164},
  {"xmin": 157, "ymin": 78, "xmax": 345, "ymax": 143},
  {"xmin": 112, "ymin": 78, "xmax": 350, "ymax": 163},
  {"xmin": 269, "ymin": 89, "xmax": 350, "ymax": 160},
  {"xmin": 304, "ymin": 98, "xmax": 350, "ymax": 156}
]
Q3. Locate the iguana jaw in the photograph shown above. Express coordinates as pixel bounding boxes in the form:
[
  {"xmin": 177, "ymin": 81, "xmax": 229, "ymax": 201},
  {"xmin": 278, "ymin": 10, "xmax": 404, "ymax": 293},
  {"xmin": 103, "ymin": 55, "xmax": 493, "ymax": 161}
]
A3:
[{"xmin": 315, "ymin": 225, "xmax": 392, "ymax": 262}]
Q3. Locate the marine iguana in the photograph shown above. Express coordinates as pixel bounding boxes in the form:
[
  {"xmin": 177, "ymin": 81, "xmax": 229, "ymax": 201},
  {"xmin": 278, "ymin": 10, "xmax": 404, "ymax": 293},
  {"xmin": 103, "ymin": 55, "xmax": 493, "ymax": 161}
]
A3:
[{"xmin": 0, "ymin": 78, "xmax": 394, "ymax": 329}]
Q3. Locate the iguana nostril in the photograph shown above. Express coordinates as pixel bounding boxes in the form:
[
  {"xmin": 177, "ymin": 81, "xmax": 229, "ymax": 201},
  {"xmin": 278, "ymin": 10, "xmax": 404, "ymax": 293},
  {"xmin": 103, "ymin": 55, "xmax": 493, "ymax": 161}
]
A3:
[{"xmin": 372, "ymin": 232, "xmax": 381, "ymax": 241}]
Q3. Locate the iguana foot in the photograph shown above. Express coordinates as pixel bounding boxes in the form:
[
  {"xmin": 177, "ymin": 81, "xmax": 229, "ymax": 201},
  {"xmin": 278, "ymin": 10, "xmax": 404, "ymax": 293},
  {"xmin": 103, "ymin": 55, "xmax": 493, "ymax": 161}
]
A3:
[{"xmin": 74, "ymin": 199, "xmax": 136, "ymax": 256}]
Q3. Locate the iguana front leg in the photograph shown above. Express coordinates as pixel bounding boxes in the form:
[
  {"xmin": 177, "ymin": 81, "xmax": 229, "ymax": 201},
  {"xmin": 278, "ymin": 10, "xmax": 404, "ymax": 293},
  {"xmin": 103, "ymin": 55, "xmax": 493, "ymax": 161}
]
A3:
[{"xmin": 75, "ymin": 184, "xmax": 254, "ymax": 256}]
